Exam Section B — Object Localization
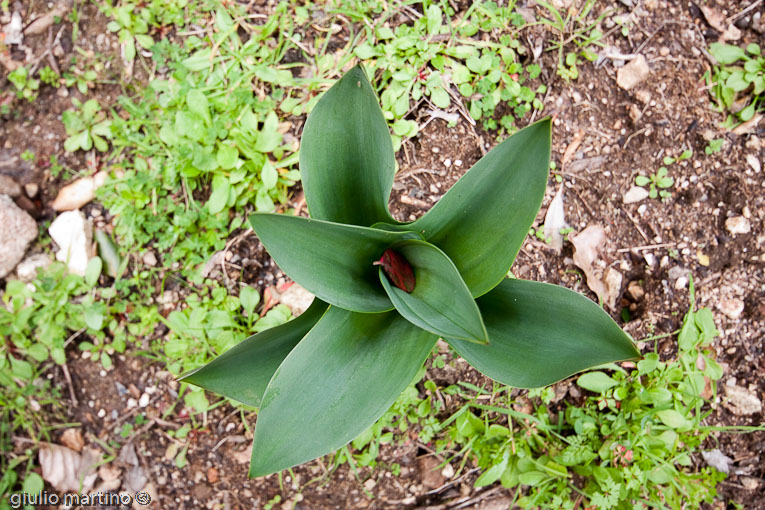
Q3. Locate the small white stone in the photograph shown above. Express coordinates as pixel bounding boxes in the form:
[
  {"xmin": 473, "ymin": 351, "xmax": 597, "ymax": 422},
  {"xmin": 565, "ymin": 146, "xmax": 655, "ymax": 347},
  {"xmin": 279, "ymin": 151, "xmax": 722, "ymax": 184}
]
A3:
[
  {"xmin": 138, "ymin": 393, "xmax": 150, "ymax": 407},
  {"xmin": 718, "ymin": 297, "xmax": 744, "ymax": 320},
  {"xmin": 623, "ymin": 186, "xmax": 649, "ymax": 204},
  {"xmin": 97, "ymin": 409, "xmax": 106, "ymax": 418},
  {"xmin": 637, "ymin": 204, "xmax": 647, "ymax": 215},
  {"xmin": 126, "ymin": 398, "xmax": 137, "ymax": 409},
  {"xmin": 725, "ymin": 216, "xmax": 750, "ymax": 235},
  {"xmin": 454, "ymin": 159, "xmax": 462, "ymax": 167},
  {"xmin": 142, "ymin": 251, "xmax": 157, "ymax": 266},
  {"xmin": 443, "ymin": 158, "xmax": 452, "ymax": 168},
  {"xmin": 674, "ymin": 276, "xmax": 688, "ymax": 290}
]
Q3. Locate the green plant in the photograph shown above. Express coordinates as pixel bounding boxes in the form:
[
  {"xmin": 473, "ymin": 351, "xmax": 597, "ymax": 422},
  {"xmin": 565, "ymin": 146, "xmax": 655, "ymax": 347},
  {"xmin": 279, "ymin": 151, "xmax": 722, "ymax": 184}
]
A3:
[
  {"xmin": 707, "ymin": 42, "xmax": 764, "ymax": 124},
  {"xmin": 402, "ymin": 278, "xmax": 734, "ymax": 509},
  {"xmin": 103, "ymin": 2, "xmax": 156, "ymax": 61},
  {"xmin": 535, "ymin": 0, "xmax": 606, "ymax": 81},
  {"xmin": 182, "ymin": 65, "xmax": 639, "ymax": 477},
  {"xmin": 61, "ymin": 98, "xmax": 112, "ymax": 152},
  {"xmin": 705, "ymin": 138, "xmax": 724, "ymax": 155},
  {"xmin": 6, "ymin": 67, "xmax": 40, "ymax": 101},
  {"xmin": 38, "ymin": 66, "xmax": 60, "ymax": 87},
  {"xmin": 349, "ymin": 1, "xmax": 544, "ymax": 138},
  {"xmin": 634, "ymin": 150, "xmax": 690, "ymax": 200}
]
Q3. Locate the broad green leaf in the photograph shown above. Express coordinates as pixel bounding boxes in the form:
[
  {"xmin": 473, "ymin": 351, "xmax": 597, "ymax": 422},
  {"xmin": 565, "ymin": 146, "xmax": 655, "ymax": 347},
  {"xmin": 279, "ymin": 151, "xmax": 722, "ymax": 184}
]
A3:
[
  {"xmin": 254, "ymin": 111, "xmax": 281, "ymax": 153},
  {"xmin": 447, "ymin": 279, "xmax": 640, "ymax": 388},
  {"xmin": 577, "ymin": 372, "xmax": 619, "ymax": 393},
  {"xmin": 655, "ymin": 409, "xmax": 690, "ymax": 430},
  {"xmin": 300, "ymin": 64, "xmax": 396, "ymax": 226},
  {"xmin": 180, "ymin": 299, "xmax": 327, "ymax": 407},
  {"xmin": 207, "ymin": 175, "xmax": 230, "ymax": 214},
  {"xmin": 187, "ymin": 89, "xmax": 211, "ymax": 126},
  {"xmin": 709, "ymin": 42, "xmax": 746, "ymax": 64},
  {"xmin": 85, "ymin": 257, "xmax": 102, "ymax": 287},
  {"xmin": 249, "ymin": 307, "xmax": 437, "ymax": 476},
  {"xmin": 249, "ymin": 213, "xmax": 421, "ymax": 312},
  {"xmin": 378, "ymin": 240, "xmax": 488, "ymax": 344},
  {"xmin": 239, "ymin": 286, "xmax": 260, "ymax": 316},
  {"xmin": 380, "ymin": 119, "xmax": 551, "ymax": 297}
]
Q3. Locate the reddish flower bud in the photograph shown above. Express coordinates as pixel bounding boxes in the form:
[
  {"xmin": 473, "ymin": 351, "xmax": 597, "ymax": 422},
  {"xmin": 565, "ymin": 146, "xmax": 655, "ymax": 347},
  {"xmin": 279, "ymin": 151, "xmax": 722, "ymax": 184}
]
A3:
[{"xmin": 373, "ymin": 248, "xmax": 415, "ymax": 293}]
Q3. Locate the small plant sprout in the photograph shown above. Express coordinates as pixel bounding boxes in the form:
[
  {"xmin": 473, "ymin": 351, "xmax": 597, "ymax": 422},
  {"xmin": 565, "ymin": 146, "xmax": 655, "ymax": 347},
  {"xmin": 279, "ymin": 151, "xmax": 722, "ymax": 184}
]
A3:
[
  {"xmin": 62, "ymin": 98, "xmax": 112, "ymax": 152},
  {"xmin": 181, "ymin": 65, "xmax": 639, "ymax": 477},
  {"xmin": 635, "ymin": 149, "xmax": 690, "ymax": 200}
]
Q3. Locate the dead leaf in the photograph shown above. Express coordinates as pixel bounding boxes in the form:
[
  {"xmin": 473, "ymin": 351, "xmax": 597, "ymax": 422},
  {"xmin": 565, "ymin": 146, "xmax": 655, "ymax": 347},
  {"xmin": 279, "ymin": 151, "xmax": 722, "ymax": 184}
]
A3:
[
  {"xmin": 543, "ymin": 185, "xmax": 566, "ymax": 253},
  {"xmin": 732, "ymin": 113, "xmax": 762, "ymax": 135},
  {"xmin": 39, "ymin": 443, "xmax": 99, "ymax": 492},
  {"xmin": 417, "ymin": 456, "xmax": 446, "ymax": 489},
  {"xmin": 231, "ymin": 444, "xmax": 253, "ymax": 464},
  {"xmin": 570, "ymin": 225, "xmax": 621, "ymax": 310},
  {"xmin": 60, "ymin": 428, "xmax": 84, "ymax": 452},
  {"xmin": 24, "ymin": 4, "xmax": 69, "ymax": 35},
  {"xmin": 701, "ymin": 449, "xmax": 733, "ymax": 474},
  {"xmin": 724, "ymin": 385, "xmax": 762, "ymax": 416},
  {"xmin": 699, "ymin": 5, "xmax": 726, "ymax": 32},
  {"xmin": 561, "ymin": 130, "xmax": 584, "ymax": 168}
]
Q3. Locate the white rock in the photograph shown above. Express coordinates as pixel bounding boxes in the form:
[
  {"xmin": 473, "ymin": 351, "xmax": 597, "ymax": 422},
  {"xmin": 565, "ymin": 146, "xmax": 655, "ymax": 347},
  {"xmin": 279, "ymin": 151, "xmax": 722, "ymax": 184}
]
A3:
[
  {"xmin": 142, "ymin": 251, "xmax": 157, "ymax": 266},
  {"xmin": 617, "ymin": 55, "xmax": 650, "ymax": 91},
  {"xmin": 725, "ymin": 216, "xmax": 750, "ymax": 235},
  {"xmin": 279, "ymin": 283, "xmax": 315, "ymax": 316},
  {"xmin": 15, "ymin": 253, "xmax": 52, "ymax": 282},
  {"xmin": 138, "ymin": 393, "xmax": 150, "ymax": 408},
  {"xmin": 49, "ymin": 210, "xmax": 92, "ymax": 276},
  {"xmin": 0, "ymin": 194, "xmax": 37, "ymax": 278},
  {"xmin": 3, "ymin": 11, "xmax": 22, "ymax": 45},
  {"xmin": 724, "ymin": 385, "xmax": 762, "ymax": 416},
  {"xmin": 51, "ymin": 171, "xmax": 107, "ymax": 211},
  {"xmin": 717, "ymin": 297, "xmax": 744, "ymax": 320},
  {"xmin": 623, "ymin": 186, "xmax": 650, "ymax": 204}
]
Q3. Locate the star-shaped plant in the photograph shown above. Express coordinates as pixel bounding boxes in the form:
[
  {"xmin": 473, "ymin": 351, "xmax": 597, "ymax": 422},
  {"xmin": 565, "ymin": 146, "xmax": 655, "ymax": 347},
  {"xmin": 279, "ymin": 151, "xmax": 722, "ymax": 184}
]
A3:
[{"xmin": 181, "ymin": 65, "xmax": 639, "ymax": 477}]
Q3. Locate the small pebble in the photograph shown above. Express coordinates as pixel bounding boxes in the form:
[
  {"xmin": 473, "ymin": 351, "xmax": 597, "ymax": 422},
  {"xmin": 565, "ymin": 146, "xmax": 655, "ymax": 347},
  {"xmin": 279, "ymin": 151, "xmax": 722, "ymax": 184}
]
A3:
[
  {"xmin": 138, "ymin": 393, "xmax": 150, "ymax": 407},
  {"xmin": 126, "ymin": 398, "xmax": 137, "ymax": 409},
  {"xmin": 718, "ymin": 298, "xmax": 744, "ymax": 320},
  {"xmin": 443, "ymin": 158, "xmax": 452, "ymax": 167},
  {"xmin": 725, "ymin": 216, "xmax": 751, "ymax": 235},
  {"xmin": 454, "ymin": 159, "xmax": 462, "ymax": 167},
  {"xmin": 97, "ymin": 409, "xmax": 106, "ymax": 418}
]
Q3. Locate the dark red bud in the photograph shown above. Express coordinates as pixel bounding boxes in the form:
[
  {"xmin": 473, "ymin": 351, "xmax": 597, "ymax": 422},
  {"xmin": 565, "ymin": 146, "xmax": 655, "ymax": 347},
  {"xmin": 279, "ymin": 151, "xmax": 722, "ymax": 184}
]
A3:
[{"xmin": 373, "ymin": 249, "xmax": 415, "ymax": 293}]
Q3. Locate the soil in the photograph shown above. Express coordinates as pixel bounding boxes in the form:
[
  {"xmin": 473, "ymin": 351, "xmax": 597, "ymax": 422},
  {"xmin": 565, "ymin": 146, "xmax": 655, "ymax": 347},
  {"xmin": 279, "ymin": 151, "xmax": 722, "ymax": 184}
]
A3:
[{"xmin": 1, "ymin": 1, "xmax": 763, "ymax": 509}]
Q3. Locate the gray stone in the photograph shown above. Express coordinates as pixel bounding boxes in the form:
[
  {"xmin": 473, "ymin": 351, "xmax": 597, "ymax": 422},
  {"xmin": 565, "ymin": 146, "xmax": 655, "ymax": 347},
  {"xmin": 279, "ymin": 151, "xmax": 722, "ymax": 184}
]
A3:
[
  {"xmin": 0, "ymin": 194, "xmax": 37, "ymax": 278},
  {"xmin": 15, "ymin": 253, "xmax": 52, "ymax": 282},
  {"xmin": 0, "ymin": 174, "xmax": 21, "ymax": 197}
]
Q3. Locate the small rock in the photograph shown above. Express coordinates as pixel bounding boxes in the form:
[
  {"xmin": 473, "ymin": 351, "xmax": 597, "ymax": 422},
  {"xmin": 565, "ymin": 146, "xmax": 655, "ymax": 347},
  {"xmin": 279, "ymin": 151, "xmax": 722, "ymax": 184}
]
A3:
[
  {"xmin": 50, "ymin": 171, "xmax": 107, "ymax": 211},
  {"xmin": 674, "ymin": 276, "xmax": 688, "ymax": 290},
  {"xmin": 724, "ymin": 385, "xmax": 762, "ymax": 415},
  {"xmin": 138, "ymin": 393, "xmax": 150, "ymax": 408},
  {"xmin": 635, "ymin": 89, "xmax": 651, "ymax": 104},
  {"xmin": 617, "ymin": 55, "xmax": 650, "ymax": 90},
  {"xmin": 49, "ymin": 210, "xmax": 92, "ymax": 276},
  {"xmin": 725, "ymin": 216, "xmax": 751, "ymax": 235},
  {"xmin": 278, "ymin": 283, "xmax": 315, "ymax": 316},
  {"xmin": 15, "ymin": 253, "xmax": 52, "ymax": 282},
  {"xmin": 207, "ymin": 467, "xmax": 219, "ymax": 484},
  {"xmin": 667, "ymin": 266, "xmax": 687, "ymax": 282},
  {"xmin": 626, "ymin": 281, "xmax": 644, "ymax": 301},
  {"xmin": 0, "ymin": 174, "xmax": 21, "ymax": 197},
  {"xmin": 363, "ymin": 478, "xmax": 376, "ymax": 491},
  {"xmin": 142, "ymin": 251, "xmax": 157, "ymax": 266},
  {"xmin": 623, "ymin": 186, "xmax": 649, "ymax": 204},
  {"xmin": 742, "ymin": 477, "xmax": 761, "ymax": 491},
  {"xmin": 718, "ymin": 297, "xmax": 744, "ymax": 320},
  {"xmin": 126, "ymin": 398, "xmax": 137, "ymax": 409},
  {"xmin": 24, "ymin": 182, "xmax": 39, "ymax": 198},
  {"xmin": 0, "ymin": 194, "xmax": 37, "ymax": 278},
  {"xmin": 443, "ymin": 158, "xmax": 452, "ymax": 168}
]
